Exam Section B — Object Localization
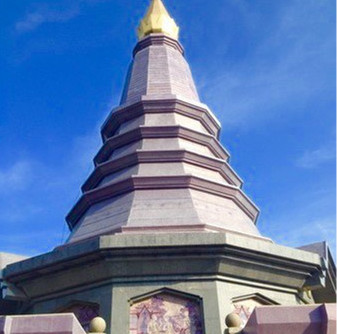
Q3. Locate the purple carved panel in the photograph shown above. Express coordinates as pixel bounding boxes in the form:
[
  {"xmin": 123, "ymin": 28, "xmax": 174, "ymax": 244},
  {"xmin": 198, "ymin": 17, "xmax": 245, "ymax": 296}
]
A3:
[
  {"xmin": 59, "ymin": 303, "xmax": 99, "ymax": 331},
  {"xmin": 130, "ymin": 293, "xmax": 203, "ymax": 334}
]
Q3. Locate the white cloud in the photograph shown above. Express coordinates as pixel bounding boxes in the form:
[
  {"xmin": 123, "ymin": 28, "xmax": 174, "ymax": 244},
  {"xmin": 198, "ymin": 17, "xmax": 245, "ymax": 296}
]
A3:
[
  {"xmin": 0, "ymin": 125, "xmax": 103, "ymax": 252},
  {"xmin": 279, "ymin": 218, "xmax": 335, "ymax": 245},
  {"xmin": 15, "ymin": 0, "xmax": 108, "ymax": 33},
  {"xmin": 260, "ymin": 186, "xmax": 336, "ymax": 258},
  {"xmin": 271, "ymin": 217, "xmax": 336, "ymax": 257},
  {"xmin": 0, "ymin": 230, "xmax": 63, "ymax": 256},
  {"xmin": 197, "ymin": 0, "xmax": 334, "ymax": 129},
  {"xmin": 0, "ymin": 201, "xmax": 44, "ymax": 223},
  {"xmin": 44, "ymin": 113, "xmax": 107, "ymax": 194},
  {"xmin": 16, "ymin": 7, "xmax": 80, "ymax": 33},
  {"xmin": 0, "ymin": 160, "xmax": 34, "ymax": 192},
  {"xmin": 296, "ymin": 146, "xmax": 335, "ymax": 169}
]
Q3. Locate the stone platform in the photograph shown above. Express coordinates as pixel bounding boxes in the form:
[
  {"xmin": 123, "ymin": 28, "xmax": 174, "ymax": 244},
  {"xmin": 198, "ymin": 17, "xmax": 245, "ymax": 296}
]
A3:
[
  {"xmin": 243, "ymin": 303, "xmax": 336, "ymax": 334},
  {"xmin": 2, "ymin": 232, "xmax": 330, "ymax": 334},
  {"xmin": 0, "ymin": 314, "xmax": 86, "ymax": 334}
]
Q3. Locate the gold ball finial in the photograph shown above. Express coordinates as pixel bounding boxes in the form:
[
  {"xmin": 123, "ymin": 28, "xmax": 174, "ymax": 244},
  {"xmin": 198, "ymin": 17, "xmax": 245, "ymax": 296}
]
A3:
[
  {"xmin": 225, "ymin": 313, "xmax": 242, "ymax": 328},
  {"xmin": 89, "ymin": 317, "xmax": 106, "ymax": 333}
]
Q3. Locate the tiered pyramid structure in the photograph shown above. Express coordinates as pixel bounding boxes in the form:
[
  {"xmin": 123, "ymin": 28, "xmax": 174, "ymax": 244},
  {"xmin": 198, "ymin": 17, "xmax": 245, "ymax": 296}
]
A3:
[
  {"xmin": 66, "ymin": 0, "xmax": 264, "ymax": 244},
  {"xmin": 1, "ymin": 1, "xmax": 335, "ymax": 333}
]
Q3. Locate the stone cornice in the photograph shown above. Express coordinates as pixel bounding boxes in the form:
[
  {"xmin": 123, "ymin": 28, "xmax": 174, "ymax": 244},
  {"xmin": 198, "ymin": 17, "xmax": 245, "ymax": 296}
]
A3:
[
  {"xmin": 120, "ymin": 224, "xmax": 270, "ymax": 243},
  {"xmin": 66, "ymin": 174, "xmax": 259, "ymax": 230},
  {"xmin": 94, "ymin": 125, "xmax": 230, "ymax": 165},
  {"xmin": 133, "ymin": 34, "xmax": 184, "ymax": 56},
  {"xmin": 3, "ymin": 233, "xmax": 324, "ymax": 298},
  {"xmin": 100, "ymin": 98, "xmax": 221, "ymax": 140},
  {"xmin": 82, "ymin": 150, "xmax": 242, "ymax": 192}
]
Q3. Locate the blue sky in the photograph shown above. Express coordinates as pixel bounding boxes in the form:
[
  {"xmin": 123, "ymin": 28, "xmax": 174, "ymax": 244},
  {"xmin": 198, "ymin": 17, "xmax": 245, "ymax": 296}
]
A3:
[{"xmin": 0, "ymin": 0, "xmax": 335, "ymax": 258}]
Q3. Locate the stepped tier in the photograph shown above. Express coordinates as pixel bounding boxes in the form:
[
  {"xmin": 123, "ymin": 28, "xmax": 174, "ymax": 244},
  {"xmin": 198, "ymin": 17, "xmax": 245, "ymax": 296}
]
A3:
[
  {"xmin": 66, "ymin": 34, "xmax": 265, "ymax": 244},
  {"xmin": 120, "ymin": 35, "xmax": 199, "ymax": 105}
]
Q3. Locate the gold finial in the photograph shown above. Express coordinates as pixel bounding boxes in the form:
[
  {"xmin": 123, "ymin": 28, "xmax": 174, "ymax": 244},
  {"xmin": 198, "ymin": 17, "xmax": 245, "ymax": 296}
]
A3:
[
  {"xmin": 89, "ymin": 317, "xmax": 106, "ymax": 334},
  {"xmin": 137, "ymin": 0, "xmax": 179, "ymax": 40},
  {"xmin": 225, "ymin": 313, "xmax": 242, "ymax": 334}
]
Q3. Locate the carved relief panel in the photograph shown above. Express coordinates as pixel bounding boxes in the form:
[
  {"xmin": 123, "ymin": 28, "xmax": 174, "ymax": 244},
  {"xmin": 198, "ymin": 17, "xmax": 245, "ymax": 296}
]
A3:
[
  {"xmin": 231, "ymin": 293, "xmax": 278, "ymax": 326},
  {"xmin": 130, "ymin": 290, "xmax": 204, "ymax": 334},
  {"xmin": 56, "ymin": 301, "xmax": 99, "ymax": 331}
]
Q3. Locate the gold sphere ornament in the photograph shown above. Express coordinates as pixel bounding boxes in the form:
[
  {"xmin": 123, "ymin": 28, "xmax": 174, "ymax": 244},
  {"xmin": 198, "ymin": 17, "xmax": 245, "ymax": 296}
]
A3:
[
  {"xmin": 89, "ymin": 317, "xmax": 107, "ymax": 333},
  {"xmin": 225, "ymin": 312, "xmax": 242, "ymax": 328}
]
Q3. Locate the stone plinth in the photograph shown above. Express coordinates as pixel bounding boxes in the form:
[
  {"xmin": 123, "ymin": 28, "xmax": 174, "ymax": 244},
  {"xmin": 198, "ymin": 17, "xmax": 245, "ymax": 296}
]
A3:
[
  {"xmin": 2, "ymin": 232, "xmax": 328, "ymax": 334},
  {"xmin": 243, "ymin": 304, "xmax": 336, "ymax": 334},
  {"xmin": 0, "ymin": 314, "xmax": 86, "ymax": 334}
]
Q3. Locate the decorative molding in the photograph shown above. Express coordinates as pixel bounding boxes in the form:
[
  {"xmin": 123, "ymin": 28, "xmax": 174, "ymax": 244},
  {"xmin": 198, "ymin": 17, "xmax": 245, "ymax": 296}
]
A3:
[
  {"xmin": 133, "ymin": 34, "xmax": 184, "ymax": 56},
  {"xmin": 55, "ymin": 300, "xmax": 100, "ymax": 312},
  {"xmin": 100, "ymin": 98, "xmax": 220, "ymax": 140},
  {"xmin": 3, "ymin": 234, "xmax": 324, "ymax": 298},
  {"xmin": 82, "ymin": 150, "xmax": 242, "ymax": 191},
  {"xmin": 94, "ymin": 125, "xmax": 229, "ymax": 165},
  {"xmin": 231, "ymin": 293, "xmax": 279, "ymax": 305},
  {"xmin": 121, "ymin": 225, "xmax": 270, "ymax": 243},
  {"xmin": 66, "ymin": 174, "xmax": 259, "ymax": 230},
  {"xmin": 129, "ymin": 287, "xmax": 202, "ymax": 305}
]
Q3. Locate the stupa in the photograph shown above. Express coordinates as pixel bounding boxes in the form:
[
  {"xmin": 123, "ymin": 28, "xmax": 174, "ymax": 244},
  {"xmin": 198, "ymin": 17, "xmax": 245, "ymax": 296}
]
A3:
[{"xmin": 1, "ymin": 1, "xmax": 335, "ymax": 333}]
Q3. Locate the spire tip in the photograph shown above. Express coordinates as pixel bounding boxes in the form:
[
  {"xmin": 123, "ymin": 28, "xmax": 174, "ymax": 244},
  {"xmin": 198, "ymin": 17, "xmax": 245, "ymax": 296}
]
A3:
[{"xmin": 137, "ymin": 0, "xmax": 179, "ymax": 40}]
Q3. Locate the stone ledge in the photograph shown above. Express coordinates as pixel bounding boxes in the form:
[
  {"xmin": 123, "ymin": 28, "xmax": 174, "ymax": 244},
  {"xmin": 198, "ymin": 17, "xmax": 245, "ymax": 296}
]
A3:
[
  {"xmin": 3, "ymin": 233, "xmax": 324, "ymax": 299},
  {"xmin": 66, "ymin": 174, "xmax": 259, "ymax": 229},
  {"xmin": 101, "ymin": 97, "xmax": 221, "ymax": 140},
  {"xmin": 82, "ymin": 149, "xmax": 242, "ymax": 191},
  {"xmin": 4, "ymin": 232, "xmax": 323, "ymax": 277},
  {"xmin": 133, "ymin": 33, "xmax": 185, "ymax": 56},
  {"xmin": 242, "ymin": 304, "xmax": 336, "ymax": 334},
  {"xmin": 94, "ymin": 125, "xmax": 230, "ymax": 165},
  {"xmin": 0, "ymin": 314, "xmax": 86, "ymax": 334}
]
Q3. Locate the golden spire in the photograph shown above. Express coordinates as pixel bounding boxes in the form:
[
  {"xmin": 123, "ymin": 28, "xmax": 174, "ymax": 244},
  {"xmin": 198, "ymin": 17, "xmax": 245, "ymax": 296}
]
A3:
[{"xmin": 137, "ymin": 0, "xmax": 179, "ymax": 40}]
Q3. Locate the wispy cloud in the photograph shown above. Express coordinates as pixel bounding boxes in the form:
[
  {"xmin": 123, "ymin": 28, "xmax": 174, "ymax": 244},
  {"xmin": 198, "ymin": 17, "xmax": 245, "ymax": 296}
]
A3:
[
  {"xmin": 197, "ymin": 0, "xmax": 334, "ymax": 129},
  {"xmin": 1, "ymin": 201, "xmax": 44, "ymax": 223},
  {"xmin": 0, "ymin": 110, "xmax": 107, "ymax": 251},
  {"xmin": 296, "ymin": 146, "xmax": 335, "ymax": 169},
  {"xmin": 0, "ymin": 160, "xmax": 34, "ymax": 192},
  {"xmin": 0, "ymin": 230, "xmax": 63, "ymax": 256},
  {"xmin": 272, "ymin": 217, "xmax": 336, "ymax": 256},
  {"xmin": 15, "ymin": 0, "xmax": 109, "ymax": 34},
  {"xmin": 43, "ymin": 111, "xmax": 108, "ymax": 194},
  {"xmin": 16, "ymin": 7, "xmax": 80, "ymax": 33},
  {"xmin": 260, "ymin": 186, "xmax": 336, "ymax": 258}
]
